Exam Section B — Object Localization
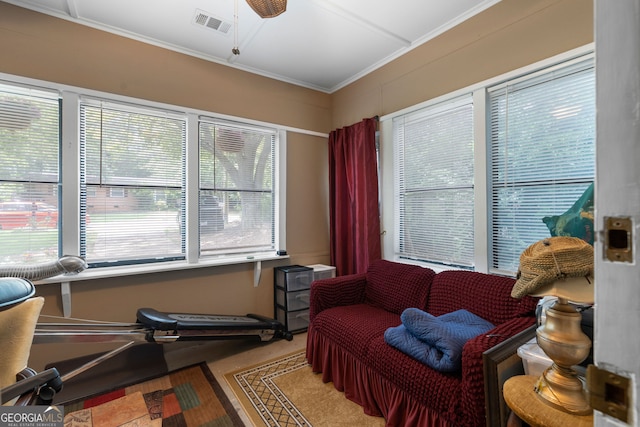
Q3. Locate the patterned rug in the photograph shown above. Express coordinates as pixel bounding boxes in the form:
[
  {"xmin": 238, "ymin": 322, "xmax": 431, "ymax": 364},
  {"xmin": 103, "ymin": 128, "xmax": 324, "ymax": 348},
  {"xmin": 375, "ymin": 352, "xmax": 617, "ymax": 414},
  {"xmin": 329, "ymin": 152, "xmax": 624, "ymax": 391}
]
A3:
[
  {"xmin": 224, "ymin": 351, "xmax": 385, "ymax": 427},
  {"xmin": 63, "ymin": 362, "xmax": 243, "ymax": 427}
]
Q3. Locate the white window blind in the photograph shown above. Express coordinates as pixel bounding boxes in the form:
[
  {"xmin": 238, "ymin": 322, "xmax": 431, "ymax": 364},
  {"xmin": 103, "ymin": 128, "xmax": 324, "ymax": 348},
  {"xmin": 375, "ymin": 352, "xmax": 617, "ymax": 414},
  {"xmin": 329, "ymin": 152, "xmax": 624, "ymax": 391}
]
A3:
[
  {"xmin": 199, "ymin": 119, "xmax": 276, "ymax": 256},
  {"xmin": 488, "ymin": 58, "xmax": 595, "ymax": 274},
  {"xmin": 394, "ymin": 95, "xmax": 475, "ymax": 268},
  {"xmin": 0, "ymin": 83, "xmax": 60, "ymax": 264},
  {"xmin": 80, "ymin": 100, "xmax": 186, "ymax": 266}
]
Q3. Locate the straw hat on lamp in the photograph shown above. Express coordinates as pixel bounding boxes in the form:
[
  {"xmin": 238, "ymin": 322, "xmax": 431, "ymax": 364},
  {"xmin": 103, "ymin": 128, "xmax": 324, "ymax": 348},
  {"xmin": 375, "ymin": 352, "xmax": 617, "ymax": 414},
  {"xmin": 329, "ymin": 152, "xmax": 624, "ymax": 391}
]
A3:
[
  {"xmin": 511, "ymin": 236, "xmax": 595, "ymax": 415},
  {"xmin": 511, "ymin": 236, "xmax": 594, "ymax": 301}
]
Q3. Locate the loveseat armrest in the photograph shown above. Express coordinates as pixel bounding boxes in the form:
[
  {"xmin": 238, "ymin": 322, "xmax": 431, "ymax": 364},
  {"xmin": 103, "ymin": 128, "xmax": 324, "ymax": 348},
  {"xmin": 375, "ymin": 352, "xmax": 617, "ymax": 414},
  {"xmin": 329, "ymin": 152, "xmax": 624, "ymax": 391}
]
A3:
[
  {"xmin": 459, "ymin": 316, "xmax": 537, "ymax": 427},
  {"xmin": 309, "ymin": 273, "xmax": 367, "ymax": 322}
]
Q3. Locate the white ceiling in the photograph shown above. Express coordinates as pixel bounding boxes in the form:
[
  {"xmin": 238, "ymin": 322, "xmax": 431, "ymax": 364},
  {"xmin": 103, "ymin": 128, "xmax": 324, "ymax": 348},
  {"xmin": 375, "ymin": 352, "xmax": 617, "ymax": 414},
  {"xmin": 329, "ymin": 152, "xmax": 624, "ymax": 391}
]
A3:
[{"xmin": 5, "ymin": 0, "xmax": 501, "ymax": 93}]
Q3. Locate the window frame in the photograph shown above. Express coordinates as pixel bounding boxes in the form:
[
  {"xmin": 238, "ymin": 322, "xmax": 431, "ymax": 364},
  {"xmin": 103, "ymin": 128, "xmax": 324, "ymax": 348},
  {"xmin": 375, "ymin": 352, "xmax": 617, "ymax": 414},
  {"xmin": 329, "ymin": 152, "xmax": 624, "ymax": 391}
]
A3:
[
  {"xmin": 0, "ymin": 82, "xmax": 62, "ymax": 263},
  {"xmin": 78, "ymin": 96, "xmax": 188, "ymax": 267},
  {"xmin": 0, "ymin": 72, "xmax": 291, "ymax": 283},
  {"xmin": 197, "ymin": 117, "xmax": 278, "ymax": 258},
  {"xmin": 380, "ymin": 44, "xmax": 595, "ymax": 274},
  {"xmin": 486, "ymin": 57, "xmax": 595, "ymax": 276},
  {"xmin": 392, "ymin": 94, "xmax": 476, "ymax": 269}
]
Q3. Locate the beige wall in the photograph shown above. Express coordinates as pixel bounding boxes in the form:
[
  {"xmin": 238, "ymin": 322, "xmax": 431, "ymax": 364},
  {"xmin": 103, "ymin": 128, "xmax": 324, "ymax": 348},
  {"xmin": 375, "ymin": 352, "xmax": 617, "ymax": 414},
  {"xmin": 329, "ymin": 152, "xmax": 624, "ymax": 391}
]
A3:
[
  {"xmin": 331, "ymin": 0, "xmax": 594, "ymax": 129},
  {"xmin": 0, "ymin": 0, "xmax": 593, "ymax": 369}
]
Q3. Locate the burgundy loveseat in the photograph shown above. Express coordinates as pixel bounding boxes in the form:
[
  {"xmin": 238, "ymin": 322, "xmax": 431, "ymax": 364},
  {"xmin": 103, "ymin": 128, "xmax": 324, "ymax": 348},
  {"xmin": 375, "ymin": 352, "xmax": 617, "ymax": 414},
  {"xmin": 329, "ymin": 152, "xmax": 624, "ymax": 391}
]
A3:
[{"xmin": 306, "ymin": 259, "xmax": 538, "ymax": 427}]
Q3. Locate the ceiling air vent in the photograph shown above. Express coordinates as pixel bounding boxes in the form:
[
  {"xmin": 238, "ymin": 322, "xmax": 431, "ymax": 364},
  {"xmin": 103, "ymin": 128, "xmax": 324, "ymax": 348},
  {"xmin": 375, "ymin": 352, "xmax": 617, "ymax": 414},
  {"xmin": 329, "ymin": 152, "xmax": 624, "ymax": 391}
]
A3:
[{"xmin": 193, "ymin": 9, "xmax": 232, "ymax": 35}]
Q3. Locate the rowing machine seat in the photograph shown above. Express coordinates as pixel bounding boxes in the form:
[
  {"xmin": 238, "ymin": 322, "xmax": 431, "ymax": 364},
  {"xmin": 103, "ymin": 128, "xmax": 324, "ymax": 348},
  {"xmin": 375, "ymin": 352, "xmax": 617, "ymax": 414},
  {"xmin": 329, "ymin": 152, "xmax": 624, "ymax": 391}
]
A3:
[{"xmin": 1, "ymin": 277, "xmax": 62, "ymax": 405}]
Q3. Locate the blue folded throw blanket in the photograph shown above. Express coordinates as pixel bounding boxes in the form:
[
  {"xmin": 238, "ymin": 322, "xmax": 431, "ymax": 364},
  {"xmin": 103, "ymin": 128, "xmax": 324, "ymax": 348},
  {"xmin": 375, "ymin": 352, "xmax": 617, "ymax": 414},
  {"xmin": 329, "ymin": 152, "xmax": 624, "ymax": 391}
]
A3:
[{"xmin": 384, "ymin": 308, "xmax": 494, "ymax": 372}]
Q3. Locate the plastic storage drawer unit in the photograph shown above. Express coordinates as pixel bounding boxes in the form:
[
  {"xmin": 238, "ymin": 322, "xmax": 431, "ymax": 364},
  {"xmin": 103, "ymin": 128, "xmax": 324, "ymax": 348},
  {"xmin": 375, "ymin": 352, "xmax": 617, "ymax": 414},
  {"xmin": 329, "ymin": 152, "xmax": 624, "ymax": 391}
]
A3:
[
  {"xmin": 276, "ymin": 288, "xmax": 310, "ymax": 312},
  {"xmin": 276, "ymin": 307, "xmax": 310, "ymax": 333},
  {"xmin": 274, "ymin": 265, "xmax": 313, "ymax": 333},
  {"xmin": 275, "ymin": 265, "xmax": 314, "ymax": 291}
]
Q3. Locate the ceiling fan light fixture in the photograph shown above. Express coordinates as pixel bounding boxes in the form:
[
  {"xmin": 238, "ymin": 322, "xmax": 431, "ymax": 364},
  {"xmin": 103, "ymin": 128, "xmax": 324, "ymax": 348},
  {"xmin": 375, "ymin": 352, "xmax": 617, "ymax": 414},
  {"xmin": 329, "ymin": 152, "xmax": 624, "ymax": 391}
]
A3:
[{"xmin": 245, "ymin": 0, "xmax": 287, "ymax": 18}]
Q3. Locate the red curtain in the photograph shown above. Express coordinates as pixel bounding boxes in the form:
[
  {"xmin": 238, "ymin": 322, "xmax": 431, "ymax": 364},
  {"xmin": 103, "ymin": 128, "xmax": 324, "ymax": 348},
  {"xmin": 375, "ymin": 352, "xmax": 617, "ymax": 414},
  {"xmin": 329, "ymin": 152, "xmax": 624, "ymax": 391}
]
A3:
[{"xmin": 329, "ymin": 117, "xmax": 381, "ymax": 276}]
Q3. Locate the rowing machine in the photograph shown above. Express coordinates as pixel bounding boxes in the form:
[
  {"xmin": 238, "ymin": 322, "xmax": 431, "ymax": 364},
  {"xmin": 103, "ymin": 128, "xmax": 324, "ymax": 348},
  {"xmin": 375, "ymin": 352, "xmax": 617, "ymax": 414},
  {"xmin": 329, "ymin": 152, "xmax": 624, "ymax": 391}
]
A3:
[
  {"xmin": 33, "ymin": 309, "xmax": 292, "ymax": 382},
  {"xmin": 2, "ymin": 276, "xmax": 292, "ymax": 384}
]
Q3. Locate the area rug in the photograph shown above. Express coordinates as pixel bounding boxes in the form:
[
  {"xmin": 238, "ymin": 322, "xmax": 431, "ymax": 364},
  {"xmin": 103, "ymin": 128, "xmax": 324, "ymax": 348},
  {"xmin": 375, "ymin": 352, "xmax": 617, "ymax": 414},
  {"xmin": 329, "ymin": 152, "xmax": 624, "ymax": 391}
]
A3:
[
  {"xmin": 49, "ymin": 343, "xmax": 169, "ymax": 405},
  {"xmin": 63, "ymin": 362, "xmax": 243, "ymax": 427},
  {"xmin": 224, "ymin": 351, "xmax": 385, "ymax": 427}
]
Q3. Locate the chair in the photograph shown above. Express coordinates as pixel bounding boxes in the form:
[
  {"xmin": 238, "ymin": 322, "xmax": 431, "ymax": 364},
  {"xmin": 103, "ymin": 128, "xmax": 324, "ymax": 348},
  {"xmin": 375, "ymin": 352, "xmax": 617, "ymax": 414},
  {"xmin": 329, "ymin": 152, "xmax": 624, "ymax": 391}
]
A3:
[{"xmin": 0, "ymin": 277, "xmax": 61, "ymax": 405}]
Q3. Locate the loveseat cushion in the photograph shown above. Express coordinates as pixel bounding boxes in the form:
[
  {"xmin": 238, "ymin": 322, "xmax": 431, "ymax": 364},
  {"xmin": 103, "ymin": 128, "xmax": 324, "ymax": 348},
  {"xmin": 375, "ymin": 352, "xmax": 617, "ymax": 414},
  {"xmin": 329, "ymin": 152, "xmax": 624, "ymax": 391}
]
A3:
[
  {"xmin": 312, "ymin": 303, "xmax": 401, "ymax": 360},
  {"xmin": 426, "ymin": 270, "xmax": 538, "ymax": 325},
  {"xmin": 364, "ymin": 260, "xmax": 435, "ymax": 315}
]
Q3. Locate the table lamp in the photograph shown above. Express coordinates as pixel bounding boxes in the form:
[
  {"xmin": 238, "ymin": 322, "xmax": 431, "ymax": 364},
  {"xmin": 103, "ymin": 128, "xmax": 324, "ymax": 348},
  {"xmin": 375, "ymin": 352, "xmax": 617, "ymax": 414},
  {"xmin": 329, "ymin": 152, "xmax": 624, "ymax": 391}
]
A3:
[{"xmin": 511, "ymin": 237, "xmax": 594, "ymax": 415}]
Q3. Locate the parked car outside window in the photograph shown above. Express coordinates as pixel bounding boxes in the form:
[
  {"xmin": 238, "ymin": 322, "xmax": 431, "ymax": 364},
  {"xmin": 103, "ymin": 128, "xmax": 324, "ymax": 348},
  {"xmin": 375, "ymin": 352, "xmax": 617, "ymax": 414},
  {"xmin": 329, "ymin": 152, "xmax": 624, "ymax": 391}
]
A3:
[
  {"xmin": 176, "ymin": 195, "xmax": 225, "ymax": 233},
  {"xmin": 200, "ymin": 195, "xmax": 224, "ymax": 232},
  {"xmin": 0, "ymin": 201, "xmax": 59, "ymax": 230}
]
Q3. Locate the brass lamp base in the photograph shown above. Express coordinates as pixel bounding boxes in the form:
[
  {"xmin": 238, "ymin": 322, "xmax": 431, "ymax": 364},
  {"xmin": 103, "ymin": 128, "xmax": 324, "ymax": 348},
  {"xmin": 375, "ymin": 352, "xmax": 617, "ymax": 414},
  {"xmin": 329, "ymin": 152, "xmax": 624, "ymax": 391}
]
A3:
[
  {"xmin": 535, "ymin": 364, "xmax": 592, "ymax": 415},
  {"xmin": 535, "ymin": 297, "xmax": 592, "ymax": 415}
]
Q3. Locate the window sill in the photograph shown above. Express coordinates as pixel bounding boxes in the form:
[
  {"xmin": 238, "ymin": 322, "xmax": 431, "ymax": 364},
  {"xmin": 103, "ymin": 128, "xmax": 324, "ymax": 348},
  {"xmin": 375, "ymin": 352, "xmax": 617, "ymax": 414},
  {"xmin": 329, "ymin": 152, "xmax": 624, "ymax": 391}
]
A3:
[
  {"xmin": 36, "ymin": 253, "xmax": 290, "ymax": 285},
  {"xmin": 36, "ymin": 253, "xmax": 290, "ymax": 318}
]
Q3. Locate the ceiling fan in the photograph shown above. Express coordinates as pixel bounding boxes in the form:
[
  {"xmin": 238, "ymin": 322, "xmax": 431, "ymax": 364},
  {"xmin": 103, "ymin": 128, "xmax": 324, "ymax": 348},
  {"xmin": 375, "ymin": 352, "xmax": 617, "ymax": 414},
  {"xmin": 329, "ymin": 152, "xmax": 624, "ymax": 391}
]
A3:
[{"xmin": 245, "ymin": 0, "xmax": 287, "ymax": 18}]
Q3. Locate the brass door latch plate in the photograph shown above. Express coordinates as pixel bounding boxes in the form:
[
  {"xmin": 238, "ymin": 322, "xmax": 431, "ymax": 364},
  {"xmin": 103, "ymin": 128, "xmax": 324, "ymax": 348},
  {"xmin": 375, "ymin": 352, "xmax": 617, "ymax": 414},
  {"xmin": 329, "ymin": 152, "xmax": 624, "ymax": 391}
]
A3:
[
  {"xmin": 604, "ymin": 217, "xmax": 633, "ymax": 262},
  {"xmin": 587, "ymin": 365, "xmax": 630, "ymax": 422}
]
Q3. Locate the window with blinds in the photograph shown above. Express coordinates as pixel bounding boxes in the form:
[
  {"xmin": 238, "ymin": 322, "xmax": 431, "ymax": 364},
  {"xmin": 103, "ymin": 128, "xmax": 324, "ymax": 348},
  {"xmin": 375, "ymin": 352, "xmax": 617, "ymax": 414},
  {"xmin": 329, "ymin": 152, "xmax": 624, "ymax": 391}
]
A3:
[
  {"xmin": 199, "ymin": 119, "xmax": 275, "ymax": 256},
  {"xmin": 0, "ymin": 76, "xmax": 283, "ymax": 272},
  {"xmin": 488, "ymin": 58, "xmax": 595, "ymax": 275},
  {"xmin": 0, "ymin": 83, "xmax": 60, "ymax": 264},
  {"xmin": 80, "ymin": 100, "xmax": 186, "ymax": 266},
  {"xmin": 393, "ymin": 95, "xmax": 475, "ymax": 268}
]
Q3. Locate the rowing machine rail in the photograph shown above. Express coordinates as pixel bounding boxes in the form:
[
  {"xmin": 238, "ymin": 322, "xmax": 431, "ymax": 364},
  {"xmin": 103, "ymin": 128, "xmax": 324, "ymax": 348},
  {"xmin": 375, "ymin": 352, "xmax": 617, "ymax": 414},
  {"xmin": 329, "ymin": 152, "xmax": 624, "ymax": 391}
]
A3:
[
  {"xmin": 33, "ymin": 308, "xmax": 293, "ymax": 381},
  {"xmin": 34, "ymin": 308, "xmax": 293, "ymax": 345}
]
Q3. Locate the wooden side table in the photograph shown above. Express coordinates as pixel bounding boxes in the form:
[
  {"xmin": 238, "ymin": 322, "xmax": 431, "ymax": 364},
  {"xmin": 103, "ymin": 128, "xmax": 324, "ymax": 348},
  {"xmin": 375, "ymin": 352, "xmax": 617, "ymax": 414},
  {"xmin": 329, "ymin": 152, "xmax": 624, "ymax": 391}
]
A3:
[{"xmin": 503, "ymin": 375, "xmax": 593, "ymax": 427}]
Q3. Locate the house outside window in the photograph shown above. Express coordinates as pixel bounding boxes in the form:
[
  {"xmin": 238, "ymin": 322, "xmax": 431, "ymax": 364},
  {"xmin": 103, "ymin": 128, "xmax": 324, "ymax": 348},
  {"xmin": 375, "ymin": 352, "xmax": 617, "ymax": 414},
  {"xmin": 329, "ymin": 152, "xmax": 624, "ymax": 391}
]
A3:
[
  {"xmin": 109, "ymin": 188, "xmax": 126, "ymax": 198},
  {"xmin": 80, "ymin": 100, "xmax": 186, "ymax": 266}
]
